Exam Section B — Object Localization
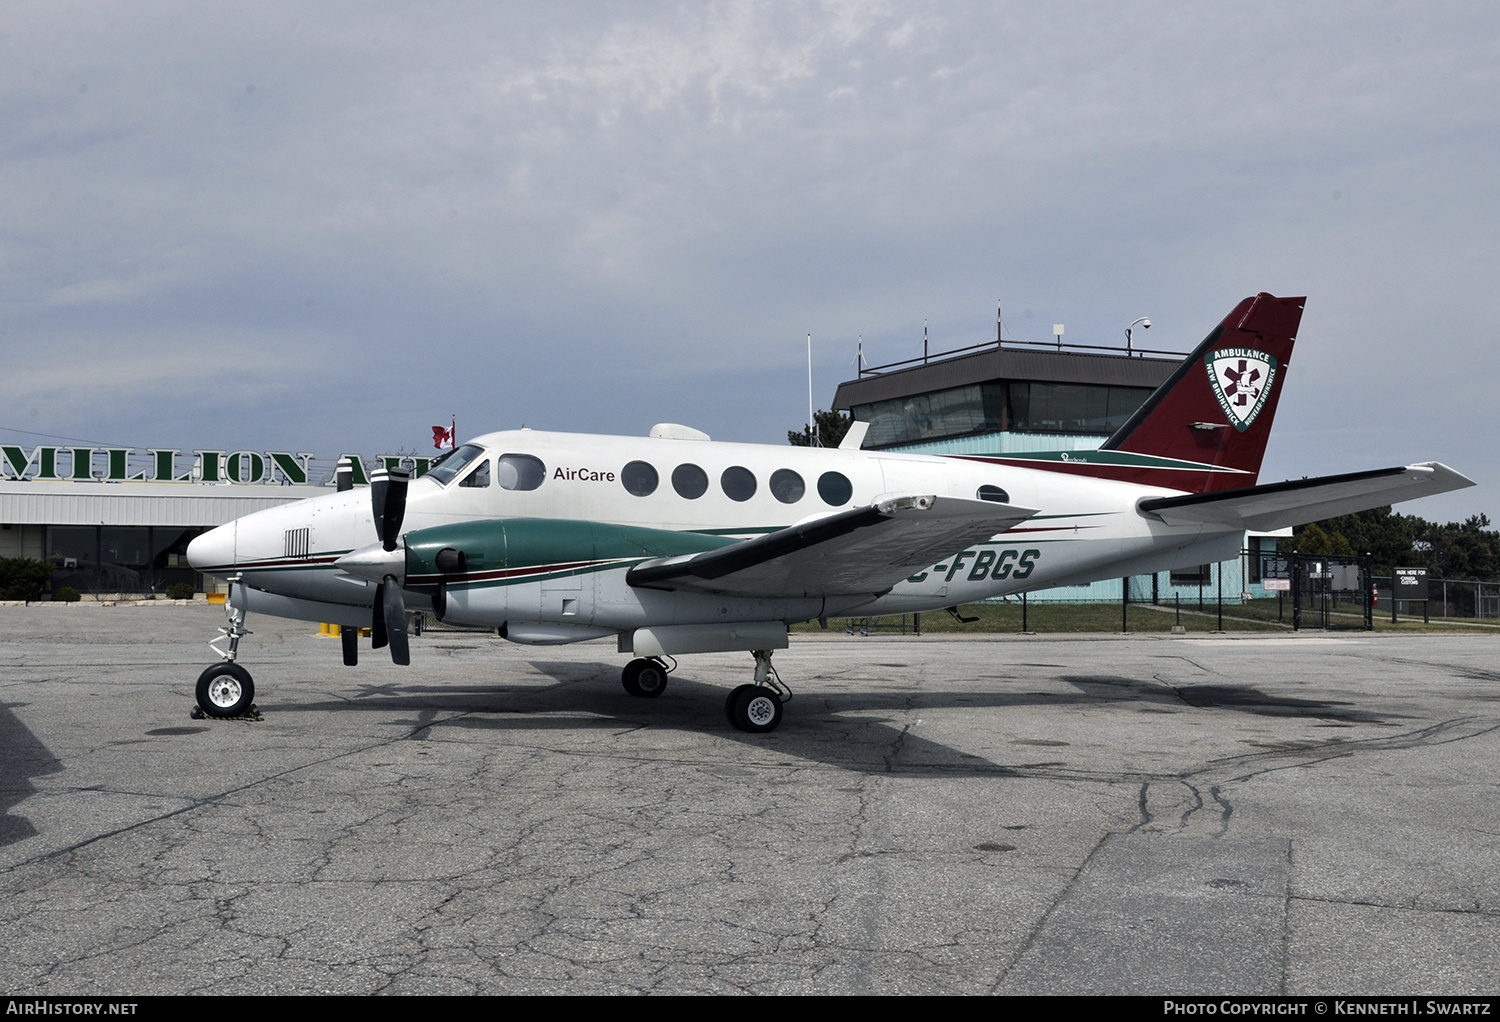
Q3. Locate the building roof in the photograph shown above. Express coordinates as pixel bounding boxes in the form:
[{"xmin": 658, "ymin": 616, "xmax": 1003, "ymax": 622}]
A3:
[{"xmin": 832, "ymin": 345, "xmax": 1182, "ymax": 410}]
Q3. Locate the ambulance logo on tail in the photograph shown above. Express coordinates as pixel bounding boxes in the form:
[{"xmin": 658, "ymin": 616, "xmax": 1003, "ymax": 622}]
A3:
[{"xmin": 1206, "ymin": 348, "xmax": 1279, "ymax": 431}]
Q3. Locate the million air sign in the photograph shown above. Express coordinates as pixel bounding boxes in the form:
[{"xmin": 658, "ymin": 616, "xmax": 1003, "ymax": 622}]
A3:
[{"xmin": 0, "ymin": 445, "xmax": 436, "ymax": 486}]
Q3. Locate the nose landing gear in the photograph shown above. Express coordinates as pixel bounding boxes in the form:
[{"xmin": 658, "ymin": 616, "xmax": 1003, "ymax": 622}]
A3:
[
  {"xmin": 196, "ymin": 662, "xmax": 255, "ymax": 718},
  {"xmin": 195, "ymin": 586, "xmax": 258, "ymax": 719}
]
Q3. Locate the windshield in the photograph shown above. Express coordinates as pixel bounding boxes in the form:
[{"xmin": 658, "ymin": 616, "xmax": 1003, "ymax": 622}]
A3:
[{"xmin": 425, "ymin": 444, "xmax": 486, "ymax": 485}]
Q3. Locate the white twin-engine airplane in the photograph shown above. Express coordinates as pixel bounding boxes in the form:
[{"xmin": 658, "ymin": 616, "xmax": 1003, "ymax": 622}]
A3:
[{"xmin": 187, "ymin": 293, "xmax": 1472, "ymax": 731}]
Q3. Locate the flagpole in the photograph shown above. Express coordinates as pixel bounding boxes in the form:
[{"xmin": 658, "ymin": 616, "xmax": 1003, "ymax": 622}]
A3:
[{"xmin": 807, "ymin": 333, "xmax": 815, "ymax": 446}]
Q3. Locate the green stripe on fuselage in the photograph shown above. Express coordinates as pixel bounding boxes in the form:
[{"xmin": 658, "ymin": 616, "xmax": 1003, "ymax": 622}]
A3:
[{"xmin": 403, "ymin": 518, "xmax": 741, "ymax": 590}]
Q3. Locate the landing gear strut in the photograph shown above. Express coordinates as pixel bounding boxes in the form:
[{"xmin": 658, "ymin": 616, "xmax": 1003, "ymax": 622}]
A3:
[
  {"xmin": 622, "ymin": 656, "xmax": 671, "ymax": 698},
  {"xmin": 724, "ymin": 649, "xmax": 791, "ymax": 733},
  {"xmin": 196, "ymin": 586, "xmax": 256, "ymax": 718}
]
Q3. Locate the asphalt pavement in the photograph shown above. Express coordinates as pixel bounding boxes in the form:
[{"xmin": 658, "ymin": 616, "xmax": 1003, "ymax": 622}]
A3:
[{"xmin": 1, "ymin": 604, "xmax": 1496, "ymax": 995}]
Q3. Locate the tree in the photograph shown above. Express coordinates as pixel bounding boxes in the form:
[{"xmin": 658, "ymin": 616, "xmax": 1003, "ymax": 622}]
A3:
[
  {"xmin": 1293, "ymin": 521, "xmax": 1353, "ymax": 557},
  {"xmin": 0, "ymin": 558, "xmax": 54, "ymax": 601},
  {"xmin": 1290, "ymin": 506, "xmax": 1500, "ymax": 579},
  {"xmin": 1295, "ymin": 507, "xmax": 1416, "ymax": 573},
  {"xmin": 1419, "ymin": 514, "xmax": 1500, "ymax": 580},
  {"xmin": 788, "ymin": 409, "xmax": 853, "ymax": 448}
]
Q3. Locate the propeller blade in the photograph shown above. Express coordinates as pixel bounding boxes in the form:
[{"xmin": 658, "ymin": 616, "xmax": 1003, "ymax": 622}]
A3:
[
  {"xmin": 370, "ymin": 468, "xmax": 410, "ymax": 552},
  {"xmin": 371, "ymin": 582, "xmax": 389, "ymax": 650},
  {"xmin": 341, "ymin": 627, "xmax": 358, "ymax": 666},
  {"xmin": 382, "ymin": 574, "xmax": 410, "ymax": 666}
]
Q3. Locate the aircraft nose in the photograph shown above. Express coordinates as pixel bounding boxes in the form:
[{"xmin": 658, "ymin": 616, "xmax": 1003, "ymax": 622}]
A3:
[{"xmin": 187, "ymin": 522, "xmax": 236, "ymax": 575}]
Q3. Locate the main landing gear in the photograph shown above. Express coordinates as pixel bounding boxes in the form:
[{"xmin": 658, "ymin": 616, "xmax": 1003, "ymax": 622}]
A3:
[
  {"xmin": 620, "ymin": 649, "xmax": 792, "ymax": 733},
  {"xmin": 621, "ymin": 656, "xmax": 672, "ymax": 697},
  {"xmin": 196, "ymin": 595, "xmax": 256, "ymax": 718},
  {"xmin": 723, "ymin": 649, "xmax": 791, "ymax": 734}
]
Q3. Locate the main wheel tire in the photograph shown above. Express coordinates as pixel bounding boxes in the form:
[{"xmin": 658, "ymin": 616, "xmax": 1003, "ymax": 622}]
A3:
[
  {"xmin": 196, "ymin": 662, "xmax": 255, "ymax": 718},
  {"xmin": 731, "ymin": 685, "xmax": 783, "ymax": 733},
  {"xmin": 634, "ymin": 659, "xmax": 667, "ymax": 697},
  {"xmin": 725, "ymin": 684, "xmax": 756, "ymax": 729},
  {"xmin": 621, "ymin": 657, "xmax": 668, "ymax": 698}
]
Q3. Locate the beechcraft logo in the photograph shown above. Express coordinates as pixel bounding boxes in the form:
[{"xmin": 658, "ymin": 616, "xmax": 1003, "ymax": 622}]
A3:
[{"xmin": 1206, "ymin": 348, "xmax": 1278, "ymax": 431}]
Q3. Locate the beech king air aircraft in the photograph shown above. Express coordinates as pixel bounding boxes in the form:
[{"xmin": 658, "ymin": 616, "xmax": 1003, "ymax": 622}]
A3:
[{"xmin": 187, "ymin": 293, "xmax": 1472, "ymax": 731}]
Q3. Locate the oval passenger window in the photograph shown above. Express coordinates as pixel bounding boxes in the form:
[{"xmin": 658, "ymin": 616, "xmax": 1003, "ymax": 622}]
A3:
[
  {"xmin": 496, "ymin": 454, "xmax": 547, "ymax": 491},
  {"xmin": 622, "ymin": 461, "xmax": 659, "ymax": 497},
  {"xmin": 817, "ymin": 471, "xmax": 853, "ymax": 506},
  {"xmin": 977, "ymin": 485, "xmax": 1010, "ymax": 503},
  {"xmin": 720, "ymin": 466, "xmax": 757, "ymax": 502},
  {"xmin": 672, "ymin": 463, "xmax": 709, "ymax": 500},
  {"xmin": 769, "ymin": 468, "xmax": 805, "ymax": 504}
]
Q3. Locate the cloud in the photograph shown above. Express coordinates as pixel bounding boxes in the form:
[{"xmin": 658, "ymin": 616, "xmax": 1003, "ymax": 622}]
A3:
[{"xmin": 0, "ymin": 1, "xmax": 1495, "ymax": 519}]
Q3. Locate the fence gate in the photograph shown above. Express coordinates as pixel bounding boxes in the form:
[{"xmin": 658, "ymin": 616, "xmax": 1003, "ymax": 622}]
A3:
[{"xmin": 1291, "ymin": 553, "xmax": 1373, "ymax": 631}]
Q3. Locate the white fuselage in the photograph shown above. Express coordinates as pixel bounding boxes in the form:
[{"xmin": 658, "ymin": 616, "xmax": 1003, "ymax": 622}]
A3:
[{"xmin": 187, "ymin": 428, "xmax": 1242, "ymax": 637}]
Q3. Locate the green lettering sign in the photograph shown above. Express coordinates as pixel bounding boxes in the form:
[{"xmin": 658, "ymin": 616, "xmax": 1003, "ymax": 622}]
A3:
[
  {"xmin": 268, "ymin": 452, "xmax": 314, "ymax": 485},
  {"xmin": 196, "ymin": 450, "xmax": 224, "ymax": 483}
]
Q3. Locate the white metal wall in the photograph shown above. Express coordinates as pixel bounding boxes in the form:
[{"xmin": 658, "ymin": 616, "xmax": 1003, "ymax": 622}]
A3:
[{"xmin": 0, "ymin": 482, "xmax": 326, "ymax": 528}]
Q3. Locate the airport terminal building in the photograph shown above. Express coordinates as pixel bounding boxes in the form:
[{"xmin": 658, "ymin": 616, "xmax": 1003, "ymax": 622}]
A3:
[{"xmin": 0, "ymin": 447, "xmax": 437, "ymax": 596}]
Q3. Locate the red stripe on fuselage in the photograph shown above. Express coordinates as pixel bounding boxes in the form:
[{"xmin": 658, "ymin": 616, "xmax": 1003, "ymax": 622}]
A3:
[{"xmin": 947, "ymin": 455, "xmax": 1252, "ymax": 492}]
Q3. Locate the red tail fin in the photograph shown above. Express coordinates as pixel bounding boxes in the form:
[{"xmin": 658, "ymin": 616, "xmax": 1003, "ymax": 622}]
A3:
[{"xmin": 1100, "ymin": 293, "xmax": 1304, "ymax": 492}]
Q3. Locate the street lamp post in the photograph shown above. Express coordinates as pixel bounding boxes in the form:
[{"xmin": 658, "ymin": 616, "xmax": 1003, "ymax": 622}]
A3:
[{"xmin": 1126, "ymin": 316, "xmax": 1150, "ymax": 356}]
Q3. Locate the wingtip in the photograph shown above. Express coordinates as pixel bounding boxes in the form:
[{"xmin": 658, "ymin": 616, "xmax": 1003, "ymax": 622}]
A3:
[{"xmin": 1407, "ymin": 462, "xmax": 1477, "ymax": 490}]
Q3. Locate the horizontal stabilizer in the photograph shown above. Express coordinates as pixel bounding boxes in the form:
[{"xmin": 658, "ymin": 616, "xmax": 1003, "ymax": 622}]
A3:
[
  {"xmin": 627, "ymin": 495, "xmax": 1037, "ymax": 598},
  {"xmin": 1137, "ymin": 463, "xmax": 1474, "ymax": 532}
]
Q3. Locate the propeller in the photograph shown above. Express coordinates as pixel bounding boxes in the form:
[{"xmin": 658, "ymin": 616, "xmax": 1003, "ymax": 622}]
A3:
[
  {"xmin": 370, "ymin": 467, "xmax": 409, "ymax": 552},
  {"xmin": 366, "ymin": 468, "xmax": 411, "ymax": 665}
]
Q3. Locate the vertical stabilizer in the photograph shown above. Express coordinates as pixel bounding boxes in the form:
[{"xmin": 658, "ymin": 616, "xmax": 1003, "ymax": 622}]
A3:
[{"xmin": 1100, "ymin": 293, "xmax": 1305, "ymax": 493}]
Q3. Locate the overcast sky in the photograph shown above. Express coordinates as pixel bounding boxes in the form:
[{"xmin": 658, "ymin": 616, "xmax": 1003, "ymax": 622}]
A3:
[{"xmin": 3, "ymin": 2, "xmax": 1495, "ymax": 521}]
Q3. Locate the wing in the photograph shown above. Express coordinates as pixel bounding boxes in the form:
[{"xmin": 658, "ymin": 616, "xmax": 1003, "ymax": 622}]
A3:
[
  {"xmin": 1137, "ymin": 462, "xmax": 1474, "ymax": 532},
  {"xmin": 626, "ymin": 494, "xmax": 1038, "ymax": 598}
]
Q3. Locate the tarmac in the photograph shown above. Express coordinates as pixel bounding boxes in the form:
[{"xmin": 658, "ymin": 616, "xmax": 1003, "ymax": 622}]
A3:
[{"xmin": 0, "ymin": 603, "xmax": 1497, "ymax": 995}]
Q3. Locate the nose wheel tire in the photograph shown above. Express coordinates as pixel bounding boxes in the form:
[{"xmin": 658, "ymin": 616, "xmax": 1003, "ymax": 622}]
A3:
[
  {"xmin": 196, "ymin": 662, "xmax": 255, "ymax": 718},
  {"xmin": 726, "ymin": 684, "xmax": 783, "ymax": 733},
  {"xmin": 622, "ymin": 657, "xmax": 669, "ymax": 698}
]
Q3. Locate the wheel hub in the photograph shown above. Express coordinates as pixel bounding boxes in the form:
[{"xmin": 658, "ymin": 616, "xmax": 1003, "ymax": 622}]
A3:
[
  {"xmin": 745, "ymin": 695, "xmax": 776, "ymax": 727},
  {"xmin": 207, "ymin": 677, "xmax": 242, "ymax": 708}
]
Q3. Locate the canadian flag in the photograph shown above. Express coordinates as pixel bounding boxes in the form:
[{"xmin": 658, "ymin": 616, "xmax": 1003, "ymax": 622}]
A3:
[{"xmin": 431, "ymin": 417, "xmax": 456, "ymax": 450}]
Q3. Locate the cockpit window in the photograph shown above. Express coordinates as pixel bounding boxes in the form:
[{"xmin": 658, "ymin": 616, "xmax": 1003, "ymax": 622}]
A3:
[
  {"xmin": 496, "ymin": 454, "xmax": 547, "ymax": 491},
  {"xmin": 426, "ymin": 444, "xmax": 486, "ymax": 485},
  {"xmin": 459, "ymin": 459, "xmax": 491, "ymax": 488}
]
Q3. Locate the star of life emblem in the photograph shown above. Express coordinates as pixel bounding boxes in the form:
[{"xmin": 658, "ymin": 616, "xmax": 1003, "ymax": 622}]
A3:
[{"xmin": 1205, "ymin": 347, "xmax": 1278, "ymax": 431}]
